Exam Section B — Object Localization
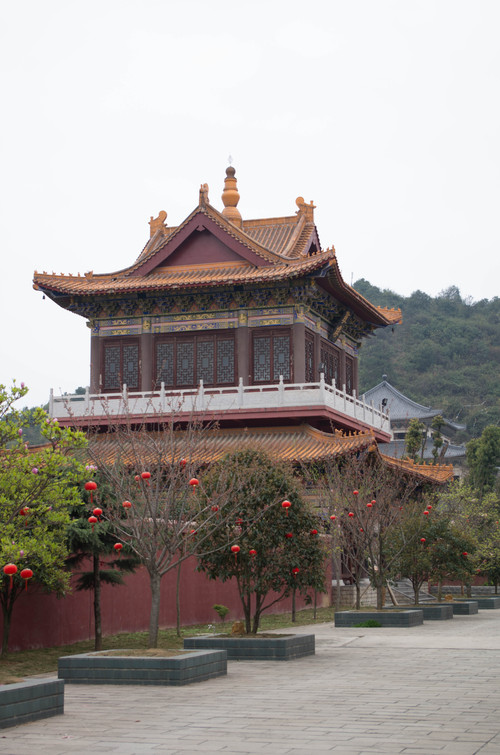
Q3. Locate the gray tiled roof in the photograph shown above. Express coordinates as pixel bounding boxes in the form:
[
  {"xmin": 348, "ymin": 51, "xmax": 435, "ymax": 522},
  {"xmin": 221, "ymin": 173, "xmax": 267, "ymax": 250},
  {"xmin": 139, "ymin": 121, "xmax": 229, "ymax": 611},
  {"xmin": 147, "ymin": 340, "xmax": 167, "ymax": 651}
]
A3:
[
  {"xmin": 381, "ymin": 438, "xmax": 466, "ymax": 463},
  {"xmin": 361, "ymin": 378, "xmax": 466, "ymax": 431}
]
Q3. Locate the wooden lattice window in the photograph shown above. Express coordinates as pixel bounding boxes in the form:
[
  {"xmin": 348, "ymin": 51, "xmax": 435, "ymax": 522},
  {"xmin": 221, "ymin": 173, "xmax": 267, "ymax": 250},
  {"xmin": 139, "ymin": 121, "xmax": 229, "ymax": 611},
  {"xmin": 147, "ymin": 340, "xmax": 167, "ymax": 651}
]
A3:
[
  {"xmin": 252, "ymin": 329, "xmax": 291, "ymax": 384},
  {"xmin": 102, "ymin": 339, "xmax": 140, "ymax": 392},
  {"xmin": 320, "ymin": 340, "xmax": 340, "ymax": 386},
  {"xmin": 305, "ymin": 332, "xmax": 315, "ymax": 383},
  {"xmin": 345, "ymin": 355, "xmax": 354, "ymax": 395},
  {"xmin": 154, "ymin": 333, "xmax": 235, "ymax": 388}
]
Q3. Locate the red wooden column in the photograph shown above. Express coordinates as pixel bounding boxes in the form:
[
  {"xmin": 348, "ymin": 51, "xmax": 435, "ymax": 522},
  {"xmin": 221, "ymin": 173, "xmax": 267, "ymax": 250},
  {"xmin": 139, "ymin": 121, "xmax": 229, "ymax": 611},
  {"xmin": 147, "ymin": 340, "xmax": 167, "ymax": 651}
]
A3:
[
  {"xmin": 237, "ymin": 313, "xmax": 250, "ymax": 385},
  {"xmin": 292, "ymin": 321, "xmax": 306, "ymax": 383},
  {"xmin": 141, "ymin": 326, "xmax": 153, "ymax": 391},
  {"xmin": 90, "ymin": 330, "xmax": 100, "ymax": 393}
]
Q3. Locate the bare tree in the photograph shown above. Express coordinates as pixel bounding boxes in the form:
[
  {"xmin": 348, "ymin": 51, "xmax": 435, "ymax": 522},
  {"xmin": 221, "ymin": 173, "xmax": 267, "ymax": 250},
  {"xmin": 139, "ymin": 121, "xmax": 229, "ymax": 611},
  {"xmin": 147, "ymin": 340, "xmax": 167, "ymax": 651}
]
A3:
[
  {"xmin": 305, "ymin": 451, "xmax": 422, "ymax": 609},
  {"xmin": 86, "ymin": 412, "xmax": 244, "ymax": 647}
]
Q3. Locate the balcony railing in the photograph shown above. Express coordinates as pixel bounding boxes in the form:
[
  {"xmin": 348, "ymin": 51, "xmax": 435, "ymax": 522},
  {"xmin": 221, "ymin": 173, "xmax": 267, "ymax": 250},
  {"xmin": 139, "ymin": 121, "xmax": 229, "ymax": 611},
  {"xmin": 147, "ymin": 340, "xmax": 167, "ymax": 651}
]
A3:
[{"xmin": 49, "ymin": 375, "xmax": 390, "ymax": 434}]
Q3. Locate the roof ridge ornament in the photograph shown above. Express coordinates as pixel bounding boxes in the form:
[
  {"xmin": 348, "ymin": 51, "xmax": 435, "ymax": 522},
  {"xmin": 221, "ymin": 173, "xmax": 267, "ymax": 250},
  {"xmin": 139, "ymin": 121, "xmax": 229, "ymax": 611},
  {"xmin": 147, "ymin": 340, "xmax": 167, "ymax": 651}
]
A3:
[
  {"xmin": 199, "ymin": 183, "xmax": 210, "ymax": 208},
  {"xmin": 149, "ymin": 210, "xmax": 168, "ymax": 238},
  {"xmin": 295, "ymin": 196, "xmax": 316, "ymax": 222},
  {"xmin": 221, "ymin": 165, "xmax": 242, "ymax": 228}
]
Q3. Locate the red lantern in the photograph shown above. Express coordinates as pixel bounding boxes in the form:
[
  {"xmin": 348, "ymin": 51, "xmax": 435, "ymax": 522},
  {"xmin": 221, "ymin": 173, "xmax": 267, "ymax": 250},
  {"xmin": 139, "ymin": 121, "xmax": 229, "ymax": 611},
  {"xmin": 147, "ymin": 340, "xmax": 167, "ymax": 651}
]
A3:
[
  {"xmin": 310, "ymin": 529, "xmax": 318, "ymax": 536},
  {"xmin": 189, "ymin": 478, "xmax": 199, "ymax": 490},
  {"xmin": 427, "ymin": 504, "xmax": 432, "ymax": 510},
  {"xmin": 292, "ymin": 567, "xmax": 300, "ymax": 578},
  {"xmin": 88, "ymin": 515, "xmax": 98, "ymax": 531},
  {"xmin": 285, "ymin": 532, "xmax": 293, "ymax": 539},
  {"xmin": 134, "ymin": 475, "xmax": 140, "ymax": 482},
  {"xmin": 180, "ymin": 458, "xmax": 187, "ymax": 468},
  {"xmin": 3, "ymin": 563, "xmax": 17, "ymax": 588},
  {"xmin": 189, "ymin": 529, "xmax": 197, "ymax": 537},
  {"xmin": 93, "ymin": 507, "xmax": 103, "ymax": 519},
  {"xmin": 330, "ymin": 514, "xmax": 336, "ymax": 521},
  {"xmin": 281, "ymin": 500, "xmax": 291, "ymax": 516},
  {"xmin": 249, "ymin": 549, "xmax": 257, "ymax": 557},
  {"xmin": 20, "ymin": 568, "xmax": 33, "ymax": 591},
  {"xmin": 20, "ymin": 506, "xmax": 30, "ymax": 526},
  {"xmin": 348, "ymin": 512, "xmax": 354, "ymax": 518},
  {"xmin": 420, "ymin": 538, "xmax": 426, "ymax": 543},
  {"xmin": 84, "ymin": 480, "xmax": 97, "ymax": 503},
  {"xmin": 353, "ymin": 490, "xmax": 359, "ymax": 496},
  {"xmin": 122, "ymin": 500, "xmax": 132, "ymax": 510},
  {"xmin": 423, "ymin": 511, "xmax": 429, "ymax": 516},
  {"xmin": 211, "ymin": 505, "xmax": 219, "ymax": 513},
  {"xmin": 462, "ymin": 552, "xmax": 468, "ymax": 557},
  {"xmin": 371, "ymin": 499, "xmax": 376, "ymax": 505},
  {"xmin": 231, "ymin": 544, "xmax": 240, "ymax": 562},
  {"xmin": 114, "ymin": 543, "xmax": 123, "ymax": 557},
  {"xmin": 141, "ymin": 471, "xmax": 151, "ymax": 486},
  {"xmin": 366, "ymin": 502, "xmax": 373, "ymax": 508}
]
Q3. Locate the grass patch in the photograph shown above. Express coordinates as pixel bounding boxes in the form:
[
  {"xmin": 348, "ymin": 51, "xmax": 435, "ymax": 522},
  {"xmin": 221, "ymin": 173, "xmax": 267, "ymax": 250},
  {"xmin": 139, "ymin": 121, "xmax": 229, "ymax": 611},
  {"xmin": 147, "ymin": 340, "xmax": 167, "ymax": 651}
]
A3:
[
  {"xmin": 0, "ymin": 605, "xmax": 334, "ymax": 684},
  {"xmin": 353, "ymin": 620, "xmax": 382, "ymax": 628}
]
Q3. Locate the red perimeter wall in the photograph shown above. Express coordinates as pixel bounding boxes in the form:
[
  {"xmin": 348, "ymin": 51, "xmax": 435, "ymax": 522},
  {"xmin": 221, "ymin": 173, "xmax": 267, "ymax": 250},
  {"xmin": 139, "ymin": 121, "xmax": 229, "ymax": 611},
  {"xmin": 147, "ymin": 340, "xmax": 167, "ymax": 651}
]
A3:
[{"xmin": 2, "ymin": 557, "xmax": 331, "ymax": 653}]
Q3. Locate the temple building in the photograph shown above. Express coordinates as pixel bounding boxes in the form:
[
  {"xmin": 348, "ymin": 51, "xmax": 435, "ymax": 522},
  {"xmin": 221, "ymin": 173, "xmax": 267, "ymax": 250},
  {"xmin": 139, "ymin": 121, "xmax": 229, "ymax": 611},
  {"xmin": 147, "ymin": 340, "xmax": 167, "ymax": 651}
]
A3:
[
  {"xmin": 362, "ymin": 376, "xmax": 467, "ymax": 476},
  {"xmin": 33, "ymin": 165, "xmax": 452, "ymax": 484}
]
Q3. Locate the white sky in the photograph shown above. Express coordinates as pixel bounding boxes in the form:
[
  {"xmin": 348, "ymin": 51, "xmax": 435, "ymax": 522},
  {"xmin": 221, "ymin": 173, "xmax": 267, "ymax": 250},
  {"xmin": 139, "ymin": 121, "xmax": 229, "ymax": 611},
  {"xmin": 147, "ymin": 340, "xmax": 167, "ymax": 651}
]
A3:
[{"xmin": 1, "ymin": 0, "xmax": 499, "ymax": 407}]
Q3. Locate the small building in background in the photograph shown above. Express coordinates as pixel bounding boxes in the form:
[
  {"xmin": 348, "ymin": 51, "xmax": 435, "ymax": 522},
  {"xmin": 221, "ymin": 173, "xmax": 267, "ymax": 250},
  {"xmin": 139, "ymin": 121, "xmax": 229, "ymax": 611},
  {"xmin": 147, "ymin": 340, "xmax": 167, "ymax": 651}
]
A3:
[{"xmin": 362, "ymin": 375, "xmax": 467, "ymax": 477}]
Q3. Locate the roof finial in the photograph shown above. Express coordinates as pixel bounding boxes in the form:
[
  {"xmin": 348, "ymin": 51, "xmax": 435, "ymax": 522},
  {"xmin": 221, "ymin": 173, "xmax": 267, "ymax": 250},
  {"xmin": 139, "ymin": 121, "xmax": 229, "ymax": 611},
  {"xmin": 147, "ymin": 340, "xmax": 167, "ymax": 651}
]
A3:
[{"xmin": 221, "ymin": 164, "xmax": 242, "ymax": 228}]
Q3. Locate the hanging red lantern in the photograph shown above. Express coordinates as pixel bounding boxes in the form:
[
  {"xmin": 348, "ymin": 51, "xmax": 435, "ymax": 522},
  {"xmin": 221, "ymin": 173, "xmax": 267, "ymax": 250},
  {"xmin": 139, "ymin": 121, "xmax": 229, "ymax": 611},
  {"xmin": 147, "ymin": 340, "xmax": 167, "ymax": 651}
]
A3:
[
  {"xmin": 420, "ymin": 538, "xmax": 426, "ymax": 543},
  {"xmin": 249, "ymin": 549, "xmax": 257, "ymax": 557},
  {"xmin": 371, "ymin": 499, "xmax": 376, "ymax": 505},
  {"xmin": 330, "ymin": 514, "xmax": 336, "ymax": 521},
  {"xmin": 366, "ymin": 502, "xmax": 373, "ymax": 508},
  {"xmin": 211, "ymin": 505, "xmax": 219, "ymax": 513},
  {"xmin": 348, "ymin": 512, "xmax": 354, "ymax": 518},
  {"xmin": 353, "ymin": 490, "xmax": 359, "ymax": 496},
  {"xmin": 3, "ymin": 563, "xmax": 17, "ymax": 588},
  {"xmin": 88, "ymin": 515, "xmax": 98, "ymax": 531},
  {"xmin": 462, "ymin": 552, "xmax": 468, "ymax": 557},
  {"xmin": 134, "ymin": 475, "xmax": 140, "ymax": 482},
  {"xmin": 235, "ymin": 517, "xmax": 243, "ymax": 526},
  {"xmin": 122, "ymin": 500, "xmax": 132, "ymax": 510},
  {"xmin": 359, "ymin": 528, "xmax": 364, "ymax": 532},
  {"xmin": 84, "ymin": 480, "xmax": 97, "ymax": 503},
  {"xmin": 231, "ymin": 544, "xmax": 240, "ymax": 562},
  {"xmin": 281, "ymin": 500, "xmax": 291, "ymax": 516},
  {"xmin": 20, "ymin": 506, "xmax": 30, "ymax": 526},
  {"xmin": 423, "ymin": 511, "xmax": 429, "ymax": 516},
  {"xmin": 93, "ymin": 507, "xmax": 103, "ymax": 519},
  {"xmin": 285, "ymin": 532, "xmax": 293, "ymax": 539},
  {"xmin": 114, "ymin": 543, "xmax": 123, "ymax": 557},
  {"xmin": 427, "ymin": 504, "xmax": 432, "ymax": 510},
  {"xmin": 20, "ymin": 568, "xmax": 33, "ymax": 591},
  {"xmin": 292, "ymin": 567, "xmax": 300, "ymax": 578},
  {"xmin": 141, "ymin": 471, "xmax": 151, "ymax": 486},
  {"xmin": 189, "ymin": 478, "xmax": 199, "ymax": 490},
  {"xmin": 310, "ymin": 529, "xmax": 318, "ymax": 536},
  {"xmin": 179, "ymin": 458, "xmax": 187, "ymax": 468}
]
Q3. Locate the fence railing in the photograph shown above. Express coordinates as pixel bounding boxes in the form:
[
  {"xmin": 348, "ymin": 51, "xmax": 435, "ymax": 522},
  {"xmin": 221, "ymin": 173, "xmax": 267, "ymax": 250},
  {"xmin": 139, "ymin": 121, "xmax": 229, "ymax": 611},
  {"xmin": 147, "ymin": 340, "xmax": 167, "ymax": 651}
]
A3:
[{"xmin": 50, "ymin": 375, "xmax": 390, "ymax": 433}]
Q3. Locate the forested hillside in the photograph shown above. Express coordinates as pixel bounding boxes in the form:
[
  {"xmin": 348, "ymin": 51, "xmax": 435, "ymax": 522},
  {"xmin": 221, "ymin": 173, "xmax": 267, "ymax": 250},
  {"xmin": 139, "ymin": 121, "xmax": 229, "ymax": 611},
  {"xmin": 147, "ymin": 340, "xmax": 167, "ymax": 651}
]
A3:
[{"xmin": 354, "ymin": 280, "xmax": 500, "ymax": 441}]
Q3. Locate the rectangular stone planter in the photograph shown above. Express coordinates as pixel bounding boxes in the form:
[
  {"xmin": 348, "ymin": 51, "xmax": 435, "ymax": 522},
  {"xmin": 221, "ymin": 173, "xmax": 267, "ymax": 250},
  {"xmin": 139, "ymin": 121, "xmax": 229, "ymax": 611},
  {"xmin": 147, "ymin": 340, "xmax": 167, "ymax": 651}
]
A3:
[
  {"xmin": 384, "ymin": 605, "xmax": 454, "ymax": 621},
  {"xmin": 184, "ymin": 633, "xmax": 315, "ymax": 660},
  {"xmin": 461, "ymin": 596, "xmax": 500, "ymax": 609},
  {"xmin": 451, "ymin": 600, "xmax": 479, "ymax": 615},
  {"xmin": 0, "ymin": 678, "xmax": 64, "ymax": 729},
  {"xmin": 58, "ymin": 649, "xmax": 227, "ymax": 685},
  {"xmin": 335, "ymin": 610, "xmax": 423, "ymax": 627}
]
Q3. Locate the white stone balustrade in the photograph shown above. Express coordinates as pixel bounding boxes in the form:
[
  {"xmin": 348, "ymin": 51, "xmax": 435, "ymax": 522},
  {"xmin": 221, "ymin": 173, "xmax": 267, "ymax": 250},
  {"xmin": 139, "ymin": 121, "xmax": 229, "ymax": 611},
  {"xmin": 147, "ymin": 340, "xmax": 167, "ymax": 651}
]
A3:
[{"xmin": 49, "ymin": 375, "xmax": 390, "ymax": 434}]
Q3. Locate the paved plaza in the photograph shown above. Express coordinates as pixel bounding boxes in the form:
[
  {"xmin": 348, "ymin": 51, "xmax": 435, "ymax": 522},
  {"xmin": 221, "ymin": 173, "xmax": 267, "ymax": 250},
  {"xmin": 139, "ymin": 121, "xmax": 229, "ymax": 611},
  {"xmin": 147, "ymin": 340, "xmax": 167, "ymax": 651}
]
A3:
[{"xmin": 2, "ymin": 609, "xmax": 500, "ymax": 755}]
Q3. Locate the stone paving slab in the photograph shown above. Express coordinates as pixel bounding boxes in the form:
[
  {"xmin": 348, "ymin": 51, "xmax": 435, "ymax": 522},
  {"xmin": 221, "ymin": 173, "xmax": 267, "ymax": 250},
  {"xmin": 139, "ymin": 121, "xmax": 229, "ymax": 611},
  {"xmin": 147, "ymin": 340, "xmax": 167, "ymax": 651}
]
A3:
[{"xmin": 1, "ymin": 611, "xmax": 500, "ymax": 754}]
